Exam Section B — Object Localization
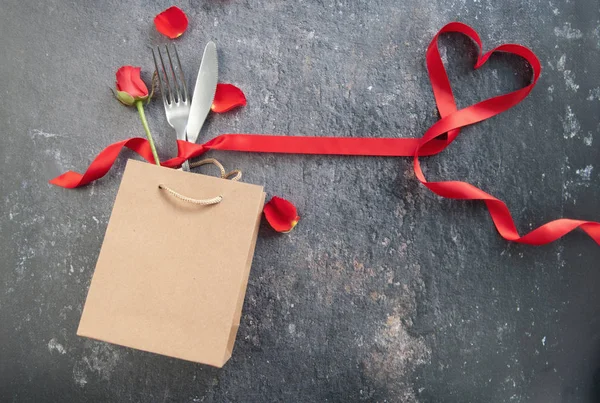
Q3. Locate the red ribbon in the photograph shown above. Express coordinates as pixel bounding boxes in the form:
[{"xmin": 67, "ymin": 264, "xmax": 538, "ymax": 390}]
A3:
[{"xmin": 50, "ymin": 22, "xmax": 600, "ymax": 246}]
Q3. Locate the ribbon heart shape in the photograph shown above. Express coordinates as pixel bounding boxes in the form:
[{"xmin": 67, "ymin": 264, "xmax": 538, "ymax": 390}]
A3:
[
  {"xmin": 415, "ymin": 23, "xmax": 599, "ymax": 245},
  {"xmin": 50, "ymin": 22, "xmax": 600, "ymax": 246}
]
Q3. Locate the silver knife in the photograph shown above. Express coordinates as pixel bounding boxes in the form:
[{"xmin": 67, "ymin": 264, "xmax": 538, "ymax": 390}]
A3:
[{"xmin": 186, "ymin": 41, "xmax": 218, "ymax": 144}]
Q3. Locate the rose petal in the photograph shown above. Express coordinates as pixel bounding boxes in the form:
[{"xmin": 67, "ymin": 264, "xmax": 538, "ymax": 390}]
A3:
[
  {"xmin": 154, "ymin": 6, "xmax": 188, "ymax": 39},
  {"xmin": 211, "ymin": 83, "xmax": 247, "ymax": 113},
  {"xmin": 115, "ymin": 66, "xmax": 148, "ymax": 99},
  {"xmin": 263, "ymin": 196, "xmax": 300, "ymax": 233}
]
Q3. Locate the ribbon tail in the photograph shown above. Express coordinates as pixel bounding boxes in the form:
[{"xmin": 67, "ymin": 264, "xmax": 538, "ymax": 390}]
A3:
[{"xmin": 49, "ymin": 138, "xmax": 156, "ymax": 188}]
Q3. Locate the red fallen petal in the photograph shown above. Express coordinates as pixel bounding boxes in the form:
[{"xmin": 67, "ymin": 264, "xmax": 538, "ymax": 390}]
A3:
[
  {"xmin": 154, "ymin": 6, "xmax": 188, "ymax": 39},
  {"xmin": 115, "ymin": 66, "xmax": 148, "ymax": 98},
  {"xmin": 211, "ymin": 83, "xmax": 247, "ymax": 113},
  {"xmin": 263, "ymin": 196, "xmax": 300, "ymax": 232}
]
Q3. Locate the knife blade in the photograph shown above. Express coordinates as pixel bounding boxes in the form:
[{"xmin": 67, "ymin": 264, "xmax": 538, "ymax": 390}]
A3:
[{"xmin": 186, "ymin": 41, "xmax": 218, "ymax": 144}]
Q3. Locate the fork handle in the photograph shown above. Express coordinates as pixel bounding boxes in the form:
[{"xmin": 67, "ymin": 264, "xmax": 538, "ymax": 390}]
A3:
[{"xmin": 176, "ymin": 127, "xmax": 190, "ymax": 171}]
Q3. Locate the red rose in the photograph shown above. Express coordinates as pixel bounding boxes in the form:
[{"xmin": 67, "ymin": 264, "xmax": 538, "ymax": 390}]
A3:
[
  {"xmin": 113, "ymin": 66, "xmax": 159, "ymax": 164},
  {"xmin": 115, "ymin": 66, "xmax": 149, "ymax": 106}
]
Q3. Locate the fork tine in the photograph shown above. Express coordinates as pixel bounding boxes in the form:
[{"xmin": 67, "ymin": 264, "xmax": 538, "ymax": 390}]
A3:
[
  {"xmin": 172, "ymin": 44, "xmax": 188, "ymax": 102},
  {"xmin": 156, "ymin": 46, "xmax": 173, "ymax": 104},
  {"xmin": 151, "ymin": 48, "xmax": 168, "ymax": 107},
  {"xmin": 165, "ymin": 44, "xmax": 182, "ymax": 103}
]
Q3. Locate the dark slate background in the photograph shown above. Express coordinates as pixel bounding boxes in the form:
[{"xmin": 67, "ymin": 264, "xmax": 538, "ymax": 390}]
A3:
[{"xmin": 1, "ymin": 1, "xmax": 599, "ymax": 402}]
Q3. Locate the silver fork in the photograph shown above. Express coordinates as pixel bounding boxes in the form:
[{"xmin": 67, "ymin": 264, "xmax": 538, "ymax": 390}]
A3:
[{"xmin": 152, "ymin": 44, "xmax": 191, "ymax": 171}]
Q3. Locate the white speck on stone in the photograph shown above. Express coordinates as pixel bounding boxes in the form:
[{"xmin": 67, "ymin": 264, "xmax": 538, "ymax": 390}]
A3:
[
  {"xmin": 307, "ymin": 31, "xmax": 315, "ymax": 40},
  {"xmin": 92, "ymin": 216, "xmax": 99, "ymax": 225},
  {"xmin": 553, "ymin": 8, "xmax": 559, "ymax": 15},
  {"xmin": 31, "ymin": 129, "xmax": 64, "ymax": 139},
  {"xmin": 377, "ymin": 93, "xmax": 397, "ymax": 106},
  {"xmin": 73, "ymin": 366, "xmax": 88, "ymax": 387},
  {"xmin": 547, "ymin": 85, "xmax": 554, "ymax": 94},
  {"xmin": 562, "ymin": 106, "xmax": 580, "ymax": 139},
  {"xmin": 556, "ymin": 56, "xmax": 578, "ymax": 91},
  {"xmin": 288, "ymin": 323, "xmax": 296, "ymax": 334},
  {"xmin": 78, "ymin": 343, "xmax": 121, "ymax": 381},
  {"xmin": 564, "ymin": 71, "xmax": 579, "ymax": 92},
  {"xmin": 48, "ymin": 338, "xmax": 66, "ymax": 354},
  {"xmin": 213, "ymin": 18, "xmax": 218, "ymax": 27},
  {"xmin": 556, "ymin": 55, "xmax": 567, "ymax": 71},
  {"xmin": 554, "ymin": 23, "xmax": 583, "ymax": 39},
  {"xmin": 587, "ymin": 88, "xmax": 600, "ymax": 101},
  {"xmin": 439, "ymin": 44, "xmax": 448, "ymax": 64},
  {"xmin": 69, "ymin": 264, "xmax": 74, "ymax": 273},
  {"xmin": 367, "ymin": 86, "xmax": 373, "ymax": 91},
  {"xmin": 542, "ymin": 336, "xmax": 546, "ymax": 346},
  {"xmin": 575, "ymin": 165, "xmax": 593, "ymax": 181},
  {"xmin": 583, "ymin": 132, "xmax": 593, "ymax": 146}
]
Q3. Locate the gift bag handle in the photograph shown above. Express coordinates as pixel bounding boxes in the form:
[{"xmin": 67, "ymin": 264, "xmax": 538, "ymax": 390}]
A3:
[{"xmin": 158, "ymin": 158, "xmax": 242, "ymax": 205}]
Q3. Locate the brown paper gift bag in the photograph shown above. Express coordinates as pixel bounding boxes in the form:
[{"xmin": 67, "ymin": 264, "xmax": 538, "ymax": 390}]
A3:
[{"xmin": 77, "ymin": 159, "xmax": 265, "ymax": 367}]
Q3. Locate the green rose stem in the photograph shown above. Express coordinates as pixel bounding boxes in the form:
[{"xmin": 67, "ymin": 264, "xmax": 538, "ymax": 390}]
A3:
[{"xmin": 135, "ymin": 100, "xmax": 160, "ymax": 165}]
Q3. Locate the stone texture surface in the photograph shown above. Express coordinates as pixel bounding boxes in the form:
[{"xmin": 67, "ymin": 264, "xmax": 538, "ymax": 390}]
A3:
[{"xmin": 1, "ymin": 1, "xmax": 599, "ymax": 402}]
